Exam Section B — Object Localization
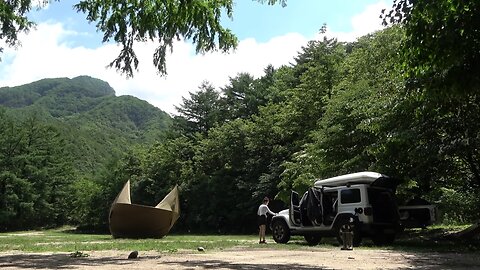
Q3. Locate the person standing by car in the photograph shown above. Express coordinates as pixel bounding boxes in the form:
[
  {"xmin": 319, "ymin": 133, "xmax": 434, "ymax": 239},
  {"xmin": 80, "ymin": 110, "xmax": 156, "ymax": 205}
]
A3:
[{"xmin": 257, "ymin": 197, "xmax": 277, "ymax": 244}]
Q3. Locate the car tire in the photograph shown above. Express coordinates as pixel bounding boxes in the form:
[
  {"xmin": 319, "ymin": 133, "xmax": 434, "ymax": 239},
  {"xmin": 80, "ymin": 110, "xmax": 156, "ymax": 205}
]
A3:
[
  {"xmin": 272, "ymin": 220, "xmax": 291, "ymax": 244},
  {"xmin": 304, "ymin": 235, "xmax": 321, "ymax": 246},
  {"xmin": 335, "ymin": 218, "xmax": 362, "ymax": 247}
]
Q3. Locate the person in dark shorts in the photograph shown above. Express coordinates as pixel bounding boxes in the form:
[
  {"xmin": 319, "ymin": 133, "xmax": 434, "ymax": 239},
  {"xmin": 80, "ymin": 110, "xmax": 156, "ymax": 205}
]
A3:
[{"xmin": 257, "ymin": 197, "xmax": 277, "ymax": 244}]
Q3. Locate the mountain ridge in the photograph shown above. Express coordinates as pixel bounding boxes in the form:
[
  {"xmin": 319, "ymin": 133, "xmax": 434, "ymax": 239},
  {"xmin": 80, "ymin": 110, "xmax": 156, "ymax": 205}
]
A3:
[{"xmin": 0, "ymin": 76, "xmax": 172, "ymax": 177}]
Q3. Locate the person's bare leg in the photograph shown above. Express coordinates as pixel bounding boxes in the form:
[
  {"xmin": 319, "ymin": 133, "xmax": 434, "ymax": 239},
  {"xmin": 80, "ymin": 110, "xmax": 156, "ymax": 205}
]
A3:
[
  {"xmin": 263, "ymin": 225, "xmax": 267, "ymax": 243},
  {"xmin": 259, "ymin": 225, "xmax": 263, "ymax": 243},
  {"xmin": 260, "ymin": 225, "xmax": 266, "ymax": 242}
]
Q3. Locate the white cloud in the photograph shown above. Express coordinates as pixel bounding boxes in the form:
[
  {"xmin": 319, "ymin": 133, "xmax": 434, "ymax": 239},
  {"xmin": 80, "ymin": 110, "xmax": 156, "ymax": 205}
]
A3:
[
  {"xmin": 0, "ymin": 23, "xmax": 307, "ymax": 115},
  {"xmin": 0, "ymin": 0, "xmax": 388, "ymax": 115},
  {"xmin": 323, "ymin": 1, "xmax": 389, "ymax": 42}
]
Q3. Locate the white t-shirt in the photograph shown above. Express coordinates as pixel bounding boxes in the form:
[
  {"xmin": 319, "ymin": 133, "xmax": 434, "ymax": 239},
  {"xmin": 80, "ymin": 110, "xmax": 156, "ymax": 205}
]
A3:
[{"xmin": 257, "ymin": 204, "xmax": 275, "ymax": 216}]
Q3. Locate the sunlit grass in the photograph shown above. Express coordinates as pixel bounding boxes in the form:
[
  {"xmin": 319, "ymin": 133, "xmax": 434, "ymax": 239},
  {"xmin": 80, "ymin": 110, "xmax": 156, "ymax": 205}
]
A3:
[
  {"xmin": 0, "ymin": 230, "xmax": 334, "ymax": 253},
  {"xmin": 0, "ymin": 229, "xmax": 262, "ymax": 253},
  {"xmin": 0, "ymin": 225, "xmax": 478, "ymax": 253}
]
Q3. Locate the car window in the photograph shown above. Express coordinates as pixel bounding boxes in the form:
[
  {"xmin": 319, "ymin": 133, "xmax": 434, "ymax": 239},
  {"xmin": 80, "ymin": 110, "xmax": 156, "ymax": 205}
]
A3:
[{"xmin": 340, "ymin": 188, "xmax": 361, "ymax": 204}]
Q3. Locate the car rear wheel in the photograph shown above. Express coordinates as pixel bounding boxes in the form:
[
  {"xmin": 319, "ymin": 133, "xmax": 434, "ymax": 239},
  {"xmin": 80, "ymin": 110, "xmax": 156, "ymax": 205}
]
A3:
[{"xmin": 272, "ymin": 220, "xmax": 291, "ymax": 244}]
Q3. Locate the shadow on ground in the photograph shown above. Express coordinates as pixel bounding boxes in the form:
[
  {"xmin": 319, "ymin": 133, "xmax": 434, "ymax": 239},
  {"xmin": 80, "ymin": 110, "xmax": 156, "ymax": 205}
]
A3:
[
  {"xmin": 165, "ymin": 253, "xmax": 480, "ymax": 270},
  {"xmin": 164, "ymin": 260, "xmax": 323, "ymax": 270},
  {"xmin": 0, "ymin": 249, "xmax": 479, "ymax": 270},
  {"xmin": 402, "ymin": 252, "xmax": 480, "ymax": 270},
  {"xmin": 0, "ymin": 253, "xmax": 159, "ymax": 269}
]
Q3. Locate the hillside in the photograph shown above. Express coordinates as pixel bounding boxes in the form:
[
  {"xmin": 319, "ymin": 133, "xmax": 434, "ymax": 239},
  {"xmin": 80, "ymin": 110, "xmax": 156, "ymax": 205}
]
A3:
[
  {"xmin": 0, "ymin": 76, "xmax": 172, "ymax": 177},
  {"xmin": 0, "ymin": 76, "xmax": 115, "ymax": 116}
]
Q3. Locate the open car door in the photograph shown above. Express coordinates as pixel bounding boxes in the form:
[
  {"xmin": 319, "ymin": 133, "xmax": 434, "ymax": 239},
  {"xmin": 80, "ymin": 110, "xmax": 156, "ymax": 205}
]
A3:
[
  {"xmin": 290, "ymin": 191, "xmax": 301, "ymax": 226},
  {"xmin": 306, "ymin": 187, "xmax": 323, "ymax": 226}
]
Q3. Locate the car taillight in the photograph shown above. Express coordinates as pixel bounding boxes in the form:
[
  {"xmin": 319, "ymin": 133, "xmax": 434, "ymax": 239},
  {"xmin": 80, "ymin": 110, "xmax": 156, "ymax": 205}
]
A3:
[{"xmin": 364, "ymin": 207, "xmax": 373, "ymax": 216}]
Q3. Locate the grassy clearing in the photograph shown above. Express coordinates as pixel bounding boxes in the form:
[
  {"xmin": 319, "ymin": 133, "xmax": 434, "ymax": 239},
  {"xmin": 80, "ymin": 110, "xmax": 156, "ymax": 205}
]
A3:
[
  {"xmin": 0, "ymin": 229, "xmax": 259, "ymax": 253},
  {"xmin": 0, "ymin": 225, "xmax": 477, "ymax": 254},
  {"xmin": 0, "ymin": 228, "xmax": 338, "ymax": 253}
]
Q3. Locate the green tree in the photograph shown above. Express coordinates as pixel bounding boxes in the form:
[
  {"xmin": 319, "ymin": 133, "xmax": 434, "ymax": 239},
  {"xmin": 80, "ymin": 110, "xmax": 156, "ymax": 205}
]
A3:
[
  {"xmin": 1, "ymin": 0, "xmax": 286, "ymax": 76},
  {"xmin": 0, "ymin": 110, "xmax": 75, "ymax": 230},
  {"xmin": 70, "ymin": 151, "xmax": 144, "ymax": 231},
  {"xmin": 278, "ymin": 27, "xmax": 404, "ymax": 199},
  {"xmin": 132, "ymin": 137, "xmax": 195, "ymax": 207},
  {"xmin": 382, "ymin": 1, "xmax": 480, "ymax": 219},
  {"xmin": 383, "ymin": 0, "xmax": 480, "ymax": 97},
  {"xmin": 175, "ymin": 82, "xmax": 223, "ymax": 135},
  {"xmin": 189, "ymin": 120, "xmax": 253, "ymax": 232},
  {"xmin": 221, "ymin": 73, "xmax": 259, "ymax": 120},
  {"xmin": 219, "ymin": 68, "xmax": 277, "ymax": 121},
  {"xmin": 288, "ymin": 37, "xmax": 346, "ymax": 135},
  {"xmin": 0, "ymin": 0, "xmax": 37, "ymax": 60}
]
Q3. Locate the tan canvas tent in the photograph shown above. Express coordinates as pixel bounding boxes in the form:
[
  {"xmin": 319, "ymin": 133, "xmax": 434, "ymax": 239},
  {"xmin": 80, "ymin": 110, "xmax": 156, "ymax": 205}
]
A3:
[{"xmin": 109, "ymin": 180, "xmax": 180, "ymax": 238}]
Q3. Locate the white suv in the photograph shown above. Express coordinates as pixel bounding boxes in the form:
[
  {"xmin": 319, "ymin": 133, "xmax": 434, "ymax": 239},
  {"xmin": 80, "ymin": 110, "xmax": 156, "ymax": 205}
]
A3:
[{"xmin": 271, "ymin": 172, "xmax": 401, "ymax": 246}]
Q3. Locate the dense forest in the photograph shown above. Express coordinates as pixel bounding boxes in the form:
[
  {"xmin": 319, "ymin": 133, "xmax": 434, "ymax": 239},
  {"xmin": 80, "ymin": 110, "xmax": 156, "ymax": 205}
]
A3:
[
  {"xmin": 1, "ymin": 22, "xmax": 480, "ymax": 233},
  {"xmin": 0, "ymin": 76, "xmax": 172, "ymax": 230}
]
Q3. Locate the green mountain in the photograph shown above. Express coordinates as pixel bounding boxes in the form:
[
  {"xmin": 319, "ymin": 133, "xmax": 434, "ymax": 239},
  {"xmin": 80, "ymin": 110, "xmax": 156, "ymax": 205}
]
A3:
[
  {"xmin": 0, "ymin": 76, "xmax": 115, "ymax": 115},
  {"xmin": 0, "ymin": 76, "xmax": 172, "ymax": 177}
]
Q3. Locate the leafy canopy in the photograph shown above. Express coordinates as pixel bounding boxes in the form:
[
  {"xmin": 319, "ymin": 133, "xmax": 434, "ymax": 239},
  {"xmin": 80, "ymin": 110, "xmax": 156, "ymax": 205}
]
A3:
[
  {"xmin": 382, "ymin": 0, "xmax": 480, "ymax": 97},
  {"xmin": 1, "ymin": 0, "xmax": 286, "ymax": 77},
  {"xmin": 0, "ymin": 0, "xmax": 45, "ymax": 59}
]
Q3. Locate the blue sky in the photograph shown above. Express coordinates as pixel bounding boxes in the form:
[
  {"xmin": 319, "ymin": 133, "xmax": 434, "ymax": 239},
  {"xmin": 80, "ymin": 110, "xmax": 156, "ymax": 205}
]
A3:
[
  {"xmin": 225, "ymin": 0, "xmax": 386, "ymax": 41},
  {"xmin": 1, "ymin": 0, "xmax": 392, "ymax": 114}
]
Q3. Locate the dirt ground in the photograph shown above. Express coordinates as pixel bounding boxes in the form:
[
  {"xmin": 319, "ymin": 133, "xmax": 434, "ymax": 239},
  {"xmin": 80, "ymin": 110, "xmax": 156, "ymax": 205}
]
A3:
[{"xmin": 1, "ymin": 247, "xmax": 479, "ymax": 270}]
